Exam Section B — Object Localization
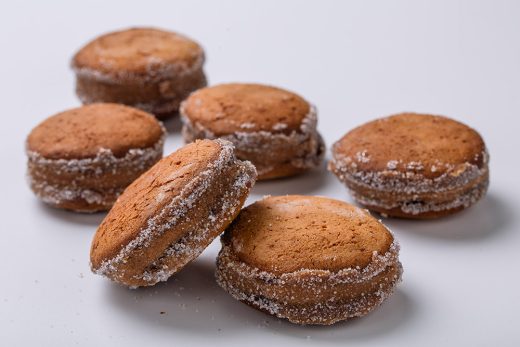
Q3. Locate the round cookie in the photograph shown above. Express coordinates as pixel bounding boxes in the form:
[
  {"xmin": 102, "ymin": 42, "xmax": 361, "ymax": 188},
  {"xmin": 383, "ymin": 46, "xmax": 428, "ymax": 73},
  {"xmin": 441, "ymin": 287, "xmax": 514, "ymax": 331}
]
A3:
[
  {"xmin": 180, "ymin": 83, "xmax": 325, "ymax": 180},
  {"xmin": 72, "ymin": 27, "xmax": 207, "ymax": 118},
  {"xmin": 329, "ymin": 113, "xmax": 489, "ymax": 219},
  {"xmin": 90, "ymin": 139, "xmax": 257, "ymax": 288},
  {"xmin": 216, "ymin": 195, "xmax": 402, "ymax": 325},
  {"xmin": 26, "ymin": 103, "xmax": 165, "ymax": 212}
]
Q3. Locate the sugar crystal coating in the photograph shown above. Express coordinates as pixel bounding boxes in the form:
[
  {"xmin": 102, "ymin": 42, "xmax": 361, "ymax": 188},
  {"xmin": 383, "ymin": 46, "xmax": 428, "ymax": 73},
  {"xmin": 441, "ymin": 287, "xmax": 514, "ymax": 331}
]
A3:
[
  {"xmin": 27, "ymin": 138, "xmax": 164, "ymax": 211},
  {"xmin": 91, "ymin": 139, "xmax": 257, "ymax": 287},
  {"xmin": 72, "ymin": 28, "xmax": 207, "ymax": 116},
  {"xmin": 216, "ymin": 196, "xmax": 403, "ymax": 325},
  {"xmin": 329, "ymin": 113, "xmax": 490, "ymax": 217},
  {"xmin": 26, "ymin": 104, "xmax": 166, "ymax": 212}
]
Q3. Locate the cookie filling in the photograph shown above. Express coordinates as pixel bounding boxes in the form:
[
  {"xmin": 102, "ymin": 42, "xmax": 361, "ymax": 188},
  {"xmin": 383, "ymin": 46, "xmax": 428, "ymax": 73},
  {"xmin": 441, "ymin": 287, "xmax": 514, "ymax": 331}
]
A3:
[
  {"xmin": 350, "ymin": 178, "xmax": 489, "ymax": 216},
  {"xmin": 27, "ymin": 134, "xmax": 165, "ymax": 211},
  {"xmin": 330, "ymin": 149, "xmax": 489, "ymax": 194}
]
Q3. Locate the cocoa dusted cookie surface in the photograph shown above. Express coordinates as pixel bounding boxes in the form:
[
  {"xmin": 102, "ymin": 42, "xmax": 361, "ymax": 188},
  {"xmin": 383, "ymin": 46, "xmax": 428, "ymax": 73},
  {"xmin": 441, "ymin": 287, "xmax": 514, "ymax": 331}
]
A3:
[
  {"xmin": 72, "ymin": 27, "xmax": 207, "ymax": 118},
  {"xmin": 216, "ymin": 195, "xmax": 402, "ymax": 325},
  {"xmin": 90, "ymin": 139, "xmax": 257, "ymax": 288},
  {"xmin": 329, "ymin": 113, "xmax": 489, "ymax": 219},
  {"xmin": 180, "ymin": 83, "xmax": 325, "ymax": 180},
  {"xmin": 26, "ymin": 103, "xmax": 165, "ymax": 212}
]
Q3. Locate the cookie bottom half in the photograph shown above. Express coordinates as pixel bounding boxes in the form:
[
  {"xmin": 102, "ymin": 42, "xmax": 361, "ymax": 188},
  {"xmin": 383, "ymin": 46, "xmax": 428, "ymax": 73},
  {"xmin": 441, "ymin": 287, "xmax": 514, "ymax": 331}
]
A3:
[
  {"xmin": 29, "ymin": 180, "xmax": 121, "ymax": 213},
  {"xmin": 350, "ymin": 176, "xmax": 489, "ymax": 219},
  {"xmin": 216, "ymin": 246, "xmax": 403, "ymax": 325},
  {"xmin": 27, "ymin": 141, "xmax": 164, "ymax": 213}
]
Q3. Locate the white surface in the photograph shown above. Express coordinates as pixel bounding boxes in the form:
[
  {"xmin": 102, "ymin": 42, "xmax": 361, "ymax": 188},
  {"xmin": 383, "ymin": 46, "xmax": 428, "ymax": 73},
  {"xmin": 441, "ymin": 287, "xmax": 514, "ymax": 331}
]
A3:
[{"xmin": 1, "ymin": 0, "xmax": 519, "ymax": 346}]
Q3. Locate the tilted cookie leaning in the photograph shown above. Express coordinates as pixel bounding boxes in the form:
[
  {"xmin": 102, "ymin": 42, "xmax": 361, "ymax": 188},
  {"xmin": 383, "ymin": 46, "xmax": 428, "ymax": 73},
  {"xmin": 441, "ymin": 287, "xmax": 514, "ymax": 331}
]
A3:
[
  {"xmin": 90, "ymin": 139, "xmax": 257, "ymax": 288},
  {"xmin": 216, "ymin": 195, "xmax": 403, "ymax": 325}
]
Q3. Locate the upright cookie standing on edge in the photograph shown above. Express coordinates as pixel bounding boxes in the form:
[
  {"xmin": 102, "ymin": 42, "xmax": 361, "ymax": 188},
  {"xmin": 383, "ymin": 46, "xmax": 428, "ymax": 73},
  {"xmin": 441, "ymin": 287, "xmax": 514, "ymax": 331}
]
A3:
[
  {"xmin": 180, "ymin": 83, "xmax": 325, "ymax": 180},
  {"xmin": 329, "ymin": 113, "xmax": 489, "ymax": 219},
  {"xmin": 216, "ymin": 195, "xmax": 403, "ymax": 325},
  {"xmin": 90, "ymin": 139, "xmax": 257, "ymax": 288},
  {"xmin": 72, "ymin": 27, "xmax": 207, "ymax": 118},
  {"xmin": 26, "ymin": 103, "xmax": 165, "ymax": 212}
]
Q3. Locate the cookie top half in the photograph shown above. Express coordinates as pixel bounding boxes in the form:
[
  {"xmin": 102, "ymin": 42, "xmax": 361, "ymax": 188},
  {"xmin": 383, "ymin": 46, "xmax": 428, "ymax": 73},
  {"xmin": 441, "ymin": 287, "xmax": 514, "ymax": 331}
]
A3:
[
  {"xmin": 26, "ymin": 103, "xmax": 164, "ymax": 159},
  {"xmin": 223, "ymin": 195, "xmax": 394, "ymax": 274},
  {"xmin": 72, "ymin": 27, "xmax": 204, "ymax": 78},
  {"xmin": 90, "ymin": 139, "xmax": 237, "ymax": 269},
  {"xmin": 180, "ymin": 83, "xmax": 312, "ymax": 135},
  {"xmin": 332, "ymin": 113, "xmax": 487, "ymax": 179}
]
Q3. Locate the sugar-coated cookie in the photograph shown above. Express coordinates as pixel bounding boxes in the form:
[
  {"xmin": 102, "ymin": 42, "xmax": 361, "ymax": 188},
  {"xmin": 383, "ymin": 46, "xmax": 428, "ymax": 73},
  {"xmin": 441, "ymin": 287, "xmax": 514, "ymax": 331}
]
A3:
[
  {"xmin": 72, "ymin": 27, "xmax": 207, "ymax": 118},
  {"xmin": 216, "ymin": 195, "xmax": 402, "ymax": 325},
  {"xmin": 90, "ymin": 139, "xmax": 257, "ymax": 288},
  {"xmin": 180, "ymin": 83, "xmax": 325, "ymax": 180},
  {"xmin": 329, "ymin": 113, "xmax": 489, "ymax": 218},
  {"xmin": 26, "ymin": 103, "xmax": 165, "ymax": 212}
]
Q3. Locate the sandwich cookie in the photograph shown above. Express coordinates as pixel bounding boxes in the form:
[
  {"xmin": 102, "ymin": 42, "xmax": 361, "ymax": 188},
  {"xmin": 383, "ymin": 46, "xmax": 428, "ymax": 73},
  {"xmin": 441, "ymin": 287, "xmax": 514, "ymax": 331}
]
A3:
[
  {"xmin": 90, "ymin": 139, "xmax": 257, "ymax": 287},
  {"xmin": 180, "ymin": 83, "xmax": 325, "ymax": 179},
  {"xmin": 72, "ymin": 27, "xmax": 207, "ymax": 118},
  {"xmin": 216, "ymin": 195, "xmax": 402, "ymax": 325},
  {"xmin": 329, "ymin": 113, "xmax": 489, "ymax": 218},
  {"xmin": 26, "ymin": 103, "xmax": 165, "ymax": 212}
]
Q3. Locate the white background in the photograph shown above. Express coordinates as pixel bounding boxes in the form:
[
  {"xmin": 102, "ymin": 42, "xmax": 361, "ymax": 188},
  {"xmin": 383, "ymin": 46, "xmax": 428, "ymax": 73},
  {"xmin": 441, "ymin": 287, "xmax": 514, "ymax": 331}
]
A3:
[{"xmin": 1, "ymin": 1, "xmax": 519, "ymax": 346}]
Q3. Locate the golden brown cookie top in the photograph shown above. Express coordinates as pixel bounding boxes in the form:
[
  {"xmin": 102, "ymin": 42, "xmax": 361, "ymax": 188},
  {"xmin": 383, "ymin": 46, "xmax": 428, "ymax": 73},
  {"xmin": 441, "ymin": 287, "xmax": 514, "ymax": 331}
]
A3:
[
  {"xmin": 27, "ymin": 103, "xmax": 164, "ymax": 160},
  {"xmin": 332, "ymin": 113, "xmax": 487, "ymax": 179},
  {"xmin": 181, "ymin": 83, "xmax": 311, "ymax": 135},
  {"xmin": 72, "ymin": 27, "xmax": 204, "ymax": 78},
  {"xmin": 224, "ymin": 195, "xmax": 393, "ymax": 274},
  {"xmin": 90, "ymin": 139, "xmax": 234, "ymax": 269}
]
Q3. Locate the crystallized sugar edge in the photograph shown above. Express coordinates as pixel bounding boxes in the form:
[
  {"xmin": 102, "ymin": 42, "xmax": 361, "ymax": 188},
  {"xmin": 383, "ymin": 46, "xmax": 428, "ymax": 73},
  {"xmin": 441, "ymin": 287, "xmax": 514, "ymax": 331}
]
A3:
[
  {"xmin": 135, "ymin": 161, "xmax": 257, "ymax": 286},
  {"xmin": 72, "ymin": 50, "xmax": 205, "ymax": 83},
  {"xmin": 216, "ymin": 232, "xmax": 402, "ymax": 324},
  {"xmin": 221, "ymin": 236, "xmax": 400, "ymax": 286},
  {"xmin": 27, "ymin": 130, "xmax": 165, "ymax": 174},
  {"xmin": 26, "ymin": 130, "xmax": 166, "ymax": 211},
  {"xmin": 179, "ymin": 104, "xmax": 325, "ymax": 176},
  {"xmin": 330, "ymin": 148, "xmax": 489, "ymax": 194},
  {"xmin": 329, "ymin": 146, "xmax": 490, "ymax": 214},
  {"xmin": 28, "ymin": 181, "xmax": 120, "ymax": 210},
  {"xmin": 351, "ymin": 179, "xmax": 489, "ymax": 215},
  {"xmin": 218, "ymin": 265, "xmax": 402, "ymax": 325},
  {"xmin": 92, "ymin": 139, "xmax": 254, "ymax": 285}
]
